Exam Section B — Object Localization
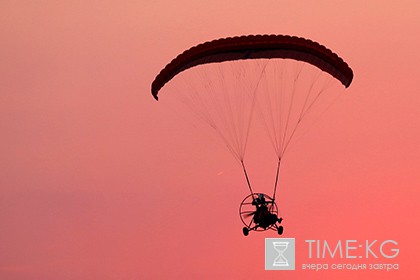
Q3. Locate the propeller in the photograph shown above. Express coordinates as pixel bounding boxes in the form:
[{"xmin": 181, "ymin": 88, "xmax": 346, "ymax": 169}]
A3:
[{"xmin": 242, "ymin": 211, "xmax": 256, "ymax": 218}]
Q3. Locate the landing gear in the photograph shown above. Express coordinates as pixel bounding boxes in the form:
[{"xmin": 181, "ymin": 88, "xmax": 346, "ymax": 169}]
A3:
[
  {"xmin": 277, "ymin": 225, "xmax": 284, "ymax": 235},
  {"xmin": 243, "ymin": 227, "xmax": 249, "ymax": 236}
]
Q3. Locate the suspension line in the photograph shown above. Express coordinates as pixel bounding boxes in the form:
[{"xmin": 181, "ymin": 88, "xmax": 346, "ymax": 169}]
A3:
[
  {"xmin": 272, "ymin": 158, "xmax": 282, "ymax": 201},
  {"xmin": 241, "ymin": 160, "xmax": 254, "ymax": 196}
]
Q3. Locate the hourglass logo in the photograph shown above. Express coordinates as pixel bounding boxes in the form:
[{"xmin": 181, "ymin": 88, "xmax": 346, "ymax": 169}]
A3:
[{"xmin": 265, "ymin": 238, "xmax": 295, "ymax": 270}]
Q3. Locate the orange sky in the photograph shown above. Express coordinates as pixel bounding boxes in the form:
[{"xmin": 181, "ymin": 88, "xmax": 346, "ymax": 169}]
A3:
[{"xmin": 1, "ymin": 1, "xmax": 420, "ymax": 279}]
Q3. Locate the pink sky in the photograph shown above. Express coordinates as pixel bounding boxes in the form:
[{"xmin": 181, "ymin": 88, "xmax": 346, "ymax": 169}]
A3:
[{"xmin": 1, "ymin": 1, "xmax": 420, "ymax": 279}]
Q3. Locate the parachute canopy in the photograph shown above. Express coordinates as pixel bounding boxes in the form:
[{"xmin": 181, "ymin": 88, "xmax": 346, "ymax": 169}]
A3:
[
  {"xmin": 151, "ymin": 34, "xmax": 353, "ymax": 100},
  {"xmin": 151, "ymin": 34, "xmax": 354, "ymax": 198}
]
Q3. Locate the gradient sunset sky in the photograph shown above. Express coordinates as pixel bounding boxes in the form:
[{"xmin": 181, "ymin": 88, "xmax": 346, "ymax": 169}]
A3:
[{"xmin": 1, "ymin": 1, "xmax": 420, "ymax": 279}]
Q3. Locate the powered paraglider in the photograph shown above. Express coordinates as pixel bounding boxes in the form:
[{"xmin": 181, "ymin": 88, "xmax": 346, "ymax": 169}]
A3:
[{"xmin": 151, "ymin": 34, "xmax": 353, "ymax": 235}]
